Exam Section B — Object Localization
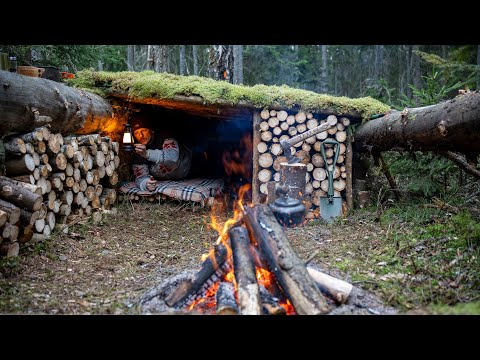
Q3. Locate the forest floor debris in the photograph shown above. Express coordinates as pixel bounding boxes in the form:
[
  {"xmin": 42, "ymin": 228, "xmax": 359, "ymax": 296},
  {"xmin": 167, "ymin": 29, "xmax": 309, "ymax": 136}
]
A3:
[{"xmin": 0, "ymin": 200, "xmax": 478, "ymax": 314}]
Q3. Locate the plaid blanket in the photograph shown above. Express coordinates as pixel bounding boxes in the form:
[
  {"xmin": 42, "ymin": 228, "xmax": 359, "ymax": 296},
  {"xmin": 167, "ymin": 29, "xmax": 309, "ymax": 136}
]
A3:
[{"xmin": 119, "ymin": 178, "xmax": 224, "ymax": 204}]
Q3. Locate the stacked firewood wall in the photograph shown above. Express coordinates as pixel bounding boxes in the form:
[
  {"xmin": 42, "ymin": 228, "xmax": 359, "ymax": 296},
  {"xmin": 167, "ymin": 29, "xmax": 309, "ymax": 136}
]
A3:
[
  {"xmin": 0, "ymin": 126, "xmax": 119, "ymax": 257},
  {"xmin": 254, "ymin": 109, "xmax": 351, "ymax": 218}
]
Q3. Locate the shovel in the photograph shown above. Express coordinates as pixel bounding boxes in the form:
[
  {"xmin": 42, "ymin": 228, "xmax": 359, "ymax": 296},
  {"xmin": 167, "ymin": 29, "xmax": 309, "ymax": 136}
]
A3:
[{"xmin": 319, "ymin": 138, "xmax": 342, "ymax": 223}]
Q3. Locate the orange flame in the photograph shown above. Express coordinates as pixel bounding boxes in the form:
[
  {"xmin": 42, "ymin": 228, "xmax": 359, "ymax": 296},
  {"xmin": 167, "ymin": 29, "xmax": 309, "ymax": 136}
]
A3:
[
  {"xmin": 256, "ymin": 267, "xmax": 274, "ymax": 289},
  {"xmin": 279, "ymin": 299, "xmax": 296, "ymax": 315}
]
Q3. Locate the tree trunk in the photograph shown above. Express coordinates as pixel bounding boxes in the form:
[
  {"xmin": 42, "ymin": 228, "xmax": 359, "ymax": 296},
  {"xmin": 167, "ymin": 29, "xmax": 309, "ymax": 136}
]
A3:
[
  {"xmin": 146, "ymin": 45, "xmax": 154, "ymax": 70},
  {"xmin": 192, "ymin": 45, "xmax": 199, "ymax": 75},
  {"xmin": 374, "ymin": 45, "xmax": 383, "ymax": 81},
  {"xmin": 243, "ymin": 204, "xmax": 330, "ymax": 315},
  {"xmin": 209, "ymin": 45, "xmax": 234, "ymax": 82},
  {"xmin": 233, "ymin": 45, "xmax": 243, "ymax": 85},
  {"xmin": 354, "ymin": 92, "xmax": 480, "ymax": 154},
  {"xmin": 179, "ymin": 45, "xmax": 186, "ymax": 75},
  {"xmin": 477, "ymin": 45, "xmax": 480, "ymax": 90},
  {"xmin": 321, "ymin": 45, "xmax": 328, "ymax": 93},
  {"xmin": 127, "ymin": 45, "xmax": 135, "ymax": 71},
  {"xmin": 0, "ymin": 71, "xmax": 112, "ymax": 135}
]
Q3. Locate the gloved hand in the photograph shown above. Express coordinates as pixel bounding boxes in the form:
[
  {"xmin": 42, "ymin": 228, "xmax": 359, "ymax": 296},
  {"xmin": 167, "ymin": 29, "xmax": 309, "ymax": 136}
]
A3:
[
  {"xmin": 145, "ymin": 176, "xmax": 157, "ymax": 191},
  {"xmin": 134, "ymin": 144, "xmax": 149, "ymax": 158}
]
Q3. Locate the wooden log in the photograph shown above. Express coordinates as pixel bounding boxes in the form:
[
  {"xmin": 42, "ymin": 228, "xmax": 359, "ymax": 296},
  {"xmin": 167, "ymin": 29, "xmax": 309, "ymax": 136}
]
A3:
[
  {"xmin": 1, "ymin": 222, "xmax": 19, "ymax": 241},
  {"xmin": 102, "ymin": 188, "xmax": 117, "ymax": 204},
  {"xmin": 46, "ymin": 211, "xmax": 56, "ymax": 231},
  {"xmin": 165, "ymin": 243, "xmax": 229, "ymax": 308},
  {"xmin": 100, "ymin": 194, "xmax": 111, "ymax": 210},
  {"xmin": 260, "ymin": 130, "xmax": 272, "ymax": 142},
  {"xmin": 43, "ymin": 224, "xmax": 51, "ymax": 238},
  {"xmin": 345, "ymin": 127, "xmax": 353, "ymax": 211},
  {"xmin": 260, "ymin": 109, "xmax": 270, "ymax": 120},
  {"xmin": 0, "ymin": 210, "xmax": 7, "ymax": 228},
  {"xmin": 20, "ymin": 208, "xmax": 39, "ymax": 226},
  {"xmin": 111, "ymin": 142, "xmax": 120, "ymax": 155},
  {"xmin": 0, "ymin": 199, "xmax": 21, "ymax": 224},
  {"xmin": 34, "ymin": 218, "xmax": 45, "ymax": 233},
  {"xmin": 335, "ymin": 131, "xmax": 347, "ymax": 143},
  {"xmin": 257, "ymin": 142, "xmax": 268, "ymax": 154},
  {"xmin": 30, "ymin": 233, "xmax": 45, "ymax": 243},
  {"xmin": 59, "ymin": 204, "xmax": 71, "ymax": 216},
  {"xmin": 244, "ymin": 204, "xmax": 330, "ymax": 314},
  {"xmin": 0, "ymin": 241, "xmax": 19, "ymax": 257},
  {"xmin": 58, "ymin": 144, "xmax": 74, "ymax": 160},
  {"xmin": 259, "ymin": 284, "xmax": 286, "ymax": 315},
  {"xmin": 18, "ymin": 224, "xmax": 34, "ymax": 243},
  {"xmin": 4, "ymin": 138, "xmax": 26, "ymax": 155},
  {"xmin": 306, "ymin": 265, "xmax": 353, "ymax": 304},
  {"xmin": 95, "ymin": 184, "xmax": 103, "ymax": 197},
  {"xmin": 277, "ymin": 110, "xmax": 288, "ymax": 121},
  {"xmin": 312, "ymin": 167, "xmax": 326, "ymax": 181},
  {"xmin": 215, "ymin": 282, "xmax": 239, "ymax": 315},
  {"xmin": 340, "ymin": 117, "xmax": 350, "ymax": 126},
  {"xmin": 24, "ymin": 143, "xmax": 34, "ymax": 155},
  {"xmin": 279, "ymin": 162, "xmax": 307, "ymax": 200},
  {"xmin": 326, "ymin": 115, "xmax": 338, "ymax": 126},
  {"xmin": 5, "ymin": 154, "xmax": 36, "ymax": 176},
  {"xmin": 47, "ymin": 133, "xmax": 63, "ymax": 154},
  {"xmin": 270, "ymin": 143, "xmax": 283, "ymax": 156},
  {"xmin": 19, "ymin": 130, "xmax": 44, "ymax": 143},
  {"xmin": 355, "ymin": 92, "xmax": 480, "ymax": 153},
  {"xmin": 333, "ymin": 179, "xmax": 346, "ymax": 191},
  {"xmin": 268, "ymin": 117, "xmax": 279, "ymax": 128},
  {"xmin": 49, "ymin": 152, "xmax": 67, "ymax": 171},
  {"xmin": 295, "ymin": 111, "xmax": 306, "ymax": 124},
  {"xmin": 258, "ymin": 169, "xmax": 272, "ymax": 183},
  {"xmin": 229, "ymin": 226, "xmax": 262, "ymax": 315},
  {"xmin": 109, "ymin": 171, "xmax": 118, "ymax": 186}
]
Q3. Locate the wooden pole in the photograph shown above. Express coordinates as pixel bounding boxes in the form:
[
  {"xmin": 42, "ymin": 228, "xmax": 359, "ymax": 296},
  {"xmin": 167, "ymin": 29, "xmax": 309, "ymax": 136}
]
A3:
[{"xmin": 252, "ymin": 111, "xmax": 262, "ymax": 204}]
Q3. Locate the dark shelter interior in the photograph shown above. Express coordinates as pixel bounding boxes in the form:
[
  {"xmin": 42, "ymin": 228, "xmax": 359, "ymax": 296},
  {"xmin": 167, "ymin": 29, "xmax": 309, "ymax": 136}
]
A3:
[{"xmin": 127, "ymin": 103, "xmax": 253, "ymax": 201}]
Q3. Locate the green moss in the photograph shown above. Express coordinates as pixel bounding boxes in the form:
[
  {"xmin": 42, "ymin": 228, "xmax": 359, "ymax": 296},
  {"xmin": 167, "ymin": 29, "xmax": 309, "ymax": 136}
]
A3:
[
  {"xmin": 69, "ymin": 70, "xmax": 390, "ymax": 121},
  {"xmin": 429, "ymin": 301, "xmax": 480, "ymax": 315}
]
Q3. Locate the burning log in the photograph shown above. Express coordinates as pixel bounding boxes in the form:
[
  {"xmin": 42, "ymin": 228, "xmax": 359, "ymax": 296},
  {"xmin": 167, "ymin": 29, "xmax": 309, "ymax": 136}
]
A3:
[
  {"xmin": 229, "ymin": 226, "xmax": 262, "ymax": 315},
  {"xmin": 306, "ymin": 265, "xmax": 353, "ymax": 304},
  {"xmin": 244, "ymin": 204, "xmax": 330, "ymax": 314},
  {"xmin": 215, "ymin": 282, "xmax": 239, "ymax": 315},
  {"xmin": 259, "ymin": 284, "xmax": 286, "ymax": 315},
  {"xmin": 165, "ymin": 243, "xmax": 229, "ymax": 308}
]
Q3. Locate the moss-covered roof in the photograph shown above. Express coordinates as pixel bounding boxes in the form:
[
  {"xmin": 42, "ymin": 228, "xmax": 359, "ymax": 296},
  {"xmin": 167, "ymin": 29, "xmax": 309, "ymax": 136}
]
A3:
[{"xmin": 69, "ymin": 69, "xmax": 391, "ymax": 121}]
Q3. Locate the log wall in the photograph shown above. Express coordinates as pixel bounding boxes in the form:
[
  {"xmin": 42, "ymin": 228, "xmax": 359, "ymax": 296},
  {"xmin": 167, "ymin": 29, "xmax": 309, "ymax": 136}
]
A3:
[{"xmin": 253, "ymin": 109, "xmax": 352, "ymax": 219}]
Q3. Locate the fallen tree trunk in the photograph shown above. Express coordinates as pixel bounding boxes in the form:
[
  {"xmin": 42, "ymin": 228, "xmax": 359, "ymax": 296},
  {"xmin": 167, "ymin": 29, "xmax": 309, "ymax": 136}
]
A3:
[
  {"xmin": 0, "ymin": 70, "xmax": 113, "ymax": 135},
  {"xmin": 244, "ymin": 204, "xmax": 330, "ymax": 315},
  {"xmin": 354, "ymin": 92, "xmax": 480, "ymax": 154}
]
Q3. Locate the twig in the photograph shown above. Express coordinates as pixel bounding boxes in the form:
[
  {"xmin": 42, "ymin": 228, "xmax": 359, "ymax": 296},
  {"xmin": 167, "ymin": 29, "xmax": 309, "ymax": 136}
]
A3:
[{"xmin": 304, "ymin": 249, "xmax": 321, "ymax": 265}]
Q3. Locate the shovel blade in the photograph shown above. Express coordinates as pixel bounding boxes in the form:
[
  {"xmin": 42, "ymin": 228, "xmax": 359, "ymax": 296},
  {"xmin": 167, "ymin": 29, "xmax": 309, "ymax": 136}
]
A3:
[{"xmin": 319, "ymin": 197, "xmax": 342, "ymax": 223}]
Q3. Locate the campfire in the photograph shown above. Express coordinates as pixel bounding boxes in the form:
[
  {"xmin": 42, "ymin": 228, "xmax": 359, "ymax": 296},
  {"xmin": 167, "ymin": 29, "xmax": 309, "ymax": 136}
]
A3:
[{"xmin": 139, "ymin": 183, "xmax": 353, "ymax": 315}]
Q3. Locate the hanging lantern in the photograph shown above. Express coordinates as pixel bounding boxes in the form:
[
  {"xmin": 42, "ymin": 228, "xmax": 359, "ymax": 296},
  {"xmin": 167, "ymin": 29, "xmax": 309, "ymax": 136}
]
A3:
[{"xmin": 123, "ymin": 123, "xmax": 134, "ymax": 152}]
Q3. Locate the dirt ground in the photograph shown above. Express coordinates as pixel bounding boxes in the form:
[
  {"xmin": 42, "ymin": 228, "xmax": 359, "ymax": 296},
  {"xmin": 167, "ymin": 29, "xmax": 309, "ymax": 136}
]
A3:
[{"xmin": 0, "ymin": 200, "xmax": 411, "ymax": 315}]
